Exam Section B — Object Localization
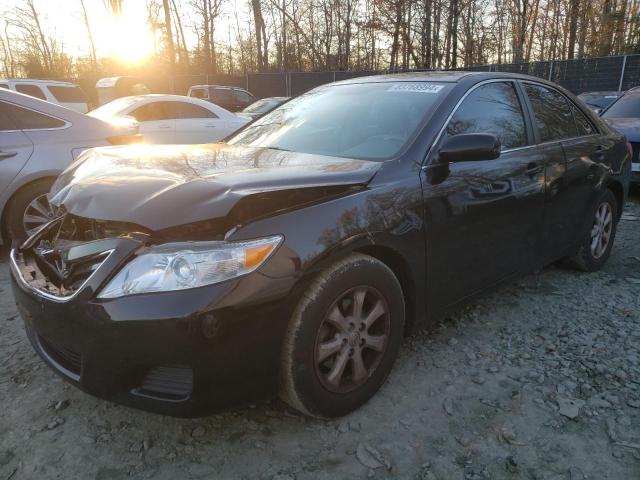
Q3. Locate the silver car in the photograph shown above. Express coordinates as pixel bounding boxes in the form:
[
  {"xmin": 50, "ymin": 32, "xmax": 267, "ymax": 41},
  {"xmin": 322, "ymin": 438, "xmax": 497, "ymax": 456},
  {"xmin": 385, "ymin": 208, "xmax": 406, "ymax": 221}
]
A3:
[{"xmin": 0, "ymin": 89, "xmax": 137, "ymax": 243}]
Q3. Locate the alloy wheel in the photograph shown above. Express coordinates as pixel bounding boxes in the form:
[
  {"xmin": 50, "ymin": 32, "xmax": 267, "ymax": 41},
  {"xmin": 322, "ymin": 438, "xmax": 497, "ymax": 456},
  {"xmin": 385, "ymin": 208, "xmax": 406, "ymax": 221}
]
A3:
[
  {"xmin": 590, "ymin": 201, "xmax": 613, "ymax": 259},
  {"xmin": 314, "ymin": 286, "xmax": 390, "ymax": 393},
  {"xmin": 23, "ymin": 194, "xmax": 55, "ymax": 238}
]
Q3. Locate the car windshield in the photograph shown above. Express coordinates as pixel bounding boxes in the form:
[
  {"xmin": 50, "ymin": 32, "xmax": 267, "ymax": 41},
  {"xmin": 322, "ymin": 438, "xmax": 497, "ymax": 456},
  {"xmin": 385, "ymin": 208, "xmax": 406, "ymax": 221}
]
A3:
[
  {"xmin": 243, "ymin": 99, "xmax": 277, "ymax": 113},
  {"xmin": 602, "ymin": 94, "xmax": 640, "ymax": 118},
  {"xmin": 228, "ymin": 82, "xmax": 452, "ymax": 160},
  {"xmin": 578, "ymin": 93, "xmax": 620, "ymax": 109},
  {"xmin": 88, "ymin": 97, "xmax": 140, "ymax": 118}
]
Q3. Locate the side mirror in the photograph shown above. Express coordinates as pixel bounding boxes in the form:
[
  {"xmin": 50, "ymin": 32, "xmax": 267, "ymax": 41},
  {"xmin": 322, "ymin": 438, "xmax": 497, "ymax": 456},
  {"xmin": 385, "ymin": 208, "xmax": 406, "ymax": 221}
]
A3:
[{"xmin": 438, "ymin": 133, "xmax": 501, "ymax": 163}]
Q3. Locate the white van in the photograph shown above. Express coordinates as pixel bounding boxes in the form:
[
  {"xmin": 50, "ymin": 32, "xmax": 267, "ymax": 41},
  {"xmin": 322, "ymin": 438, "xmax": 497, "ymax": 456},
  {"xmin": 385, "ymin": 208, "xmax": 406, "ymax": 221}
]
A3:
[{"xmin": 0, "ymin": 79, "xmax": 89, "ymax": 113}]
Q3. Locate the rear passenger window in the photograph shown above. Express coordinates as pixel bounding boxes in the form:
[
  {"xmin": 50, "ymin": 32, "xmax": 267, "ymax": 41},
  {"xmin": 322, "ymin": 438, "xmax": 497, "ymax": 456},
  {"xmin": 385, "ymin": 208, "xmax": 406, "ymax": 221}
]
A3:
[
  {"xmin": 446, "ymin": 82, "xmax": 527, "ymax": 150},
  {"xmin": 572, "ymin": 106, "xmax": 595, "ymax": 136},
  {"xmin": 166, "ymin": 102, "xmax": 216, "ymax": 119},
  {"xmin": 189, "ymin": 88, "xmax": 208, "ymax": 100},
  {"xmin": 15, "ymin": 84, "xmax": 47, "ymax": 100},
  {"xmin": 1, "ymin": 101, "xmax": 65, "ymax": 129},
  {"xmin": 235, "ymin": 90, "xmax": 253, "ymax": 103},
  {"xmin": 0, "ymin": 109, "xmax": 17, "ymax": 131},
  {"xmin": 129, "ymin": 102, "xmax": 169, "ymax": 121},
  {"xmin": 0, "ymin": 84, "xmax": 8, "ymax": 89},
  {"xmin": 525, "ymin": 84, "xmax": 577, "ymax": 141},
  {"xmin": 48, "ymin": 86, "xmax": 88, "ymax": 103}
]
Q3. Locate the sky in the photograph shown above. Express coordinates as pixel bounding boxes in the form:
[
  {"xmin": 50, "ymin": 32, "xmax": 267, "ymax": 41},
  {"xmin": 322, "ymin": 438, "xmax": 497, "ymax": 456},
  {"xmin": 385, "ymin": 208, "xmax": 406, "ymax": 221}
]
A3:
[{"xmin": 0, "ymin": 0, "xmax": 239, "ymax": 64}]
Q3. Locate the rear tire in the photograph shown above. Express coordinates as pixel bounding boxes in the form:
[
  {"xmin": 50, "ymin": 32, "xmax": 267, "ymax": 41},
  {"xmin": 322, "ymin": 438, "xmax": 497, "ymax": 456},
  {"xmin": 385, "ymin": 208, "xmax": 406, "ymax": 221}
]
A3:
[
  {"xmin": 565, "ymin": 189, "xmax": 618, "ymax": 272},
  {"xmin": 280, "ymin": 253, "xmax": 405, "ymax": 418},
  {"xmin": 5, "ymin": 179, "xmax": 56, "ymax": 245}
]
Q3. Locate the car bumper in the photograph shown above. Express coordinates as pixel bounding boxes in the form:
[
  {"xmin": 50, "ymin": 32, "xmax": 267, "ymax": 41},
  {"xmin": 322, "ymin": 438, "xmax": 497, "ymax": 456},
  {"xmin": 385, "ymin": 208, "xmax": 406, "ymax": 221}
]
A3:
[{"xmin": 10, "ymin": 253, "xmax": 297, "ymax": 417}]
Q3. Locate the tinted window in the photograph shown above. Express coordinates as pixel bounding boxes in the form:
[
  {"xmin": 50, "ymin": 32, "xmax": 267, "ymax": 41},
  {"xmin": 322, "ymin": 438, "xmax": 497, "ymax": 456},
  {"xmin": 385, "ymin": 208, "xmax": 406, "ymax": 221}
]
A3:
[
  {"xmin": 446, "ymin": 82, "xmax": 527, "ymax": 150},
  {"xmin": 602, "ymin": 94, "xmax": 640, "ymax": 118},
  {"xmin": 235, "ymin": 90, "xmax": 253, "ymax": 103},
  {"xmin": 48, "ymin": 85, "xmax": 88, "ymax": 103},
  {"xmin": 1, "ymin": 101, "xmax": 65, "ymax": 129},
  {"xmin": 189, "ymin": 88, "xmax": 208, "ymax": 99},
  {"xmin": 525, "ymin": 84, "xmax": 577, "ymax": 141},
  {"xmin": 15, "ymin": 84, "xmax": 47, "ymax": 100},
  {"xmin": 229, "ymin": 81, "xmax": 453, "ymax": 160},
  {"xmin": 211, "ymin": 89, "xmax": 234, "ymax": 104},
  {"xmin": 572, "ymin": 106, "xmax": 595, "ymax": 136},
  {"xmin": 129, "ymin": 102, "xmax": 169, "ymax": 121},
  {"xmin": 166, "ymin": 102, "xmax": 216, "ymax": 119}
]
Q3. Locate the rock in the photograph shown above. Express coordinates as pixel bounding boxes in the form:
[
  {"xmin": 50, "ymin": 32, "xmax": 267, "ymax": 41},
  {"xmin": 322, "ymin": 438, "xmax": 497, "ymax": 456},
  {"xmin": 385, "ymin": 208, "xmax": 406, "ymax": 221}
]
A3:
[
  {"xmin": 472, "ymin": 376, "xmax": 486, "ymax": 385},
  {"xmin": 0, "ymin": 450, "xmax": 14, "ymax": 467},
  {"xmin": 627, "ymin": 398, "xmax": 640, "ymax": 409},
  {"xmin": 337, "ymin": 421, "xmax": 349, "ymax": 434},
  {"xmin": 505, "ymin": 456, "xmax": 518, "ymax": 474},
  {"xmin": 448, "ymin": 338, "xmax": 458, "ymax": 347},
  {"xmin": 191, "ymin": 426, "xmax": 206, "ymax": 438},
  {"xmin": 488, "ymin": 365, "xmax": 500, "ymax": 373},
  {"xmin": 356, "ymin": 442, "xmax": 391, "ymax": 471},
  {"xmin": 443, "ymin": 397, "xmax": 454, "ymax": 416},
  {"xmin": 44, "ymin": 417, "xmax": 65, "ymax": 431},
  {"xmin": 54, "ymin": 399, "xmax": 70, "ymax": 412},
  {"xmin": 557, "ymin": 398, "xmax": 585, "ymax": 420}
]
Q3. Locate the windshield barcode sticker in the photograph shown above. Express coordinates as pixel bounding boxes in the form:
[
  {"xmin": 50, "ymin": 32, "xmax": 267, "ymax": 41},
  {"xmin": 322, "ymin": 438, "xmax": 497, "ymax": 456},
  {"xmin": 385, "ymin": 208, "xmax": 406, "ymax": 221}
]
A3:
[{"xmin": 388, "ymin": 83, "xmax": 444, "ymax": 94}]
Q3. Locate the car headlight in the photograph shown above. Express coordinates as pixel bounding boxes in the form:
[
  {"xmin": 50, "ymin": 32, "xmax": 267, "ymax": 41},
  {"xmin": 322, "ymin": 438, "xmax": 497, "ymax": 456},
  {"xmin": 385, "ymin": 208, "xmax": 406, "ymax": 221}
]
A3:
[{"xmin": 98, "ymin": 236, "xmax": 283, "ymax": 299}]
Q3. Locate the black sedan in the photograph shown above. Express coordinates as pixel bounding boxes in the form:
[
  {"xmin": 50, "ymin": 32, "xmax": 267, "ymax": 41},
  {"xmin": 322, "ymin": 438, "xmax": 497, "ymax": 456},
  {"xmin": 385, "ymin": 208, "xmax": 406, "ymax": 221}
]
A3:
[{"xmin": 10, "ymin": 72, "xmax": 631, "ymax": 418}]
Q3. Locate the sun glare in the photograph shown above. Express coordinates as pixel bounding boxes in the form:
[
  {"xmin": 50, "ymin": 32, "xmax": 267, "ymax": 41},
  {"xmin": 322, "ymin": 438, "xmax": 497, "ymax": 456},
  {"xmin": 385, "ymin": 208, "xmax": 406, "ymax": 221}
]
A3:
[{"xmin": 95, "ymin": 8, "xmax": 155, "ymax": 65}]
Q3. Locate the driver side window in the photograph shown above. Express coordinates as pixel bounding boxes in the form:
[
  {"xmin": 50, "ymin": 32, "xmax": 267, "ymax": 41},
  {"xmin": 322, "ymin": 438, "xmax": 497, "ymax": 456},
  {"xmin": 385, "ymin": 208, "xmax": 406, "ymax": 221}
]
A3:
[{"xmin": 446, "ymin": 82, "xmax": 527, "ymax": 151}]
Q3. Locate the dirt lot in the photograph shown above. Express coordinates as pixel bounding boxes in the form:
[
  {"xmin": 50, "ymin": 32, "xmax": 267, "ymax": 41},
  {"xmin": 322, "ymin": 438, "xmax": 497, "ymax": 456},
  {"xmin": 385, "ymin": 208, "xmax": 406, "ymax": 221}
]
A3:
[{"xmin": 1, "ymin": 194, "xmax": 639, "ymax": 480}]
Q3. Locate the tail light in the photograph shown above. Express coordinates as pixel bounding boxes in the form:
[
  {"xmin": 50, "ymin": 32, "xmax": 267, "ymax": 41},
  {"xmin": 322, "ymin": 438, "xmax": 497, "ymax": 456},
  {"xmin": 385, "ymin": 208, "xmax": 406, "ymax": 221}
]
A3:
[{"xmin": 107, "ymin": 134, "xmax": 143, "ymax": 145}]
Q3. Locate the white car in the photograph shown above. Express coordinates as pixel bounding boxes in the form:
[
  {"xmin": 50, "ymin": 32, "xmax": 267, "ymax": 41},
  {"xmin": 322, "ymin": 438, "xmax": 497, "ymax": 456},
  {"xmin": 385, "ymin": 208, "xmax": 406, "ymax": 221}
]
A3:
[
  {"xmin": 0, "ymin": 79, "xmax": 90, "ymax": 113},
  {"xmin": 89, "ymin": 95, "xmax": 249, "ymax": 144},
  {"xmin": 0, "ymin": 88, "xmax": 138, "ymax": 242}
]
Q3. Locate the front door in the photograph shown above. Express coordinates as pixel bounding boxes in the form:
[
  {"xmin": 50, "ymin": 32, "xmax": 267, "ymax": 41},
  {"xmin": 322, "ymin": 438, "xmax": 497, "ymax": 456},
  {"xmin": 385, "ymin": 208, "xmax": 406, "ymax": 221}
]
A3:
[{"xmin": 423, "ymin": 81, "xmax": 546, "ymax": 309}]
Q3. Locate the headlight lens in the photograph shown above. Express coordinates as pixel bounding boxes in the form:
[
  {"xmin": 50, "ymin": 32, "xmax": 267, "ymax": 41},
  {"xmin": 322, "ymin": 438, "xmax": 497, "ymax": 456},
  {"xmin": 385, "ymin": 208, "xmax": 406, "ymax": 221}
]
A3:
[{"xmin": 98, "ymin": 235, "xmax": 283, "ymax": 298}]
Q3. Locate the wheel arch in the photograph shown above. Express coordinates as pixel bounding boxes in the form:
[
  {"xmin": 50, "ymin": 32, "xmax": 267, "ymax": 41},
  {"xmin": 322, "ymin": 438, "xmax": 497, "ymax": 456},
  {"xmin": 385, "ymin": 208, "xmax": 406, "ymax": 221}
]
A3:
[
  {"xmin": 1, "ymin": 175, "xmax": 58, "ymax": 244},
  {"xmin": 353, "ymin": 244, "xmax": 417, "ymax": 336},
  {"xmin": 606, "ymin": 179, "xmax": 625, "ymax": 220}
]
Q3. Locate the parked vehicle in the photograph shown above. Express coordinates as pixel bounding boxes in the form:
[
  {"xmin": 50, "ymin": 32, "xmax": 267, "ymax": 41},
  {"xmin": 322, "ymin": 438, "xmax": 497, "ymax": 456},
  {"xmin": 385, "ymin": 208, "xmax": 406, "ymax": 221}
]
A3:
[
  {"xmin": 577, "ymin": 91, "xmax": 623, "ymax": 114},
  {"xmin": 89, "ymin": 94, "xmax": 249, "ymax": 144},
  {"xmin": 187, "ymin": 85, "xmax": 255, "ymax": 112},
  {"xmin": 238, "ymin": 97, "xmax": 290, "ymax": 120},
  {"xmin": 95, "ymin": 76, "xmax": 150, "ymax": 106},
  {"xmin": 0, "ymin": 88, "xmax": 138, "ymax": 243},
  {"xmin": 0, "ymin": 79, "xmax": 89, "ymax": 113},
  {"xmin": 11, "ymin": 72, "xmax": 630, "ymax": 418},
  {"xmin": 601, "ymin": 88, "xmax": 640, "ymax": 184}
]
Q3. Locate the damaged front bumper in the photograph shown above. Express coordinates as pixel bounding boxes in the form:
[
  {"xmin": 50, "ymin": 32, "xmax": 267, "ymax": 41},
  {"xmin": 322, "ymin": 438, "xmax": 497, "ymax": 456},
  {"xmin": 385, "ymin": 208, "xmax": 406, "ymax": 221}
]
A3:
[{"xmin": 10, "ymin": 231, "xmax": 297, "ymax": 417}]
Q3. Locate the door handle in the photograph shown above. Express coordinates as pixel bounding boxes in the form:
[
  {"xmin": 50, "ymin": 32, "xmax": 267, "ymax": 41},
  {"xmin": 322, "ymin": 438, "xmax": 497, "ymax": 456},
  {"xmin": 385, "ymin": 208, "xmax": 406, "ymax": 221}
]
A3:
[
  {"xmin": 525, "ymin": 162, "xmax": 543, "ymax": 176},
  {"xmin": 204, "ymin": 124, "xmax": 217, "ymax": 128},
  {"xmin": 157, "ymin": 124, "xmax": 171, "ymax": 129},
  {"xmin": 0, "ymin": 150, "xmax": 17, "ymax": 159}
]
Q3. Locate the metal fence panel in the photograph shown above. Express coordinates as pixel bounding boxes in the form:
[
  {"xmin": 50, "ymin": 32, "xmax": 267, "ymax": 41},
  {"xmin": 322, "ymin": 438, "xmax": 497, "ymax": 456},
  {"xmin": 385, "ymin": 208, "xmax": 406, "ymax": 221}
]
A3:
[
  {"xmin": 290, "ymin": 72, "xmax": 335, "ymax": 96},
  {"xmin": 551, "ymin": 57, "xmax": 624, "ymax": 93},
  {"xmin": 622, "ymin": 55, "xmax": 640, "ymax": 90},
  {"xmin": 248, "ymin": 73, "xmax": 287, "ymax": 98}
]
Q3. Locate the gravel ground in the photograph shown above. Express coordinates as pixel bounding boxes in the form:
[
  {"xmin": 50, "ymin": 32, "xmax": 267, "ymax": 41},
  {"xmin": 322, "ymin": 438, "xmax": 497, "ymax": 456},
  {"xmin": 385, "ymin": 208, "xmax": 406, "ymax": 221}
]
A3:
[{"xmin": 1, "ymin": 194, "xmax": 639, "ymax": 480}]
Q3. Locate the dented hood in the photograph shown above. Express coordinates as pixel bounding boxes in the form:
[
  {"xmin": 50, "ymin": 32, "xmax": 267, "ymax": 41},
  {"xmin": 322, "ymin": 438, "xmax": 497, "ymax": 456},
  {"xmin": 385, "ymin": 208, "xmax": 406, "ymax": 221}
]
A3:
[{"xmin": 49, "ymin": 143, "xmax": 381, "ymax": 231}]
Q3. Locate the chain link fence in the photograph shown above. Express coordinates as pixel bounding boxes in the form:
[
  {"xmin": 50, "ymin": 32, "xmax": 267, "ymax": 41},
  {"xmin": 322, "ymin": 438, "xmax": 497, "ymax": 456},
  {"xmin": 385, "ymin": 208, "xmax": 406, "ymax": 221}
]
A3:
[{"xmin": 126, "ymin": 54, "xmax": 640, "ymax": 100}]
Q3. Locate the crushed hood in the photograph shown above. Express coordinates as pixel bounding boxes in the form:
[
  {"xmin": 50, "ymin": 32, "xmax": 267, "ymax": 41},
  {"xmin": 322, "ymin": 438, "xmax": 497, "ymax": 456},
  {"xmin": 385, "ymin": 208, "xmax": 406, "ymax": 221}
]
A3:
[
  {"xmin": 603, "ymin": 117, "xmax": 640, "ymax": 142},
  {"xmin": 49, "ymin": 143, "xmax": 381, "ymax": 232}
]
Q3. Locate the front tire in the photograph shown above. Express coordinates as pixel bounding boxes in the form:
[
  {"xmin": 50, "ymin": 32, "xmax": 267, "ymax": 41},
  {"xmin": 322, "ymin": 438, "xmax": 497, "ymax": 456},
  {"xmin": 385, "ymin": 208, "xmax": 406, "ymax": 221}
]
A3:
[
  {"xmin": 566, "ymin": 189, "xmax": 618, "ymax": 272},
  {"xmin": 280, "ymin": 253, "xmax": 405, "ymax": 418}
]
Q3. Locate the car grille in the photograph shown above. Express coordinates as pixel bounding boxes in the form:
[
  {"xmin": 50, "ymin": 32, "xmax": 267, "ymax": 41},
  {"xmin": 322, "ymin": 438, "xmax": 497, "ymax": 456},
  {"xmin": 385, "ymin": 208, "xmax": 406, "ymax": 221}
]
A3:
[
  {"xmin": 132, "ymin": 365, "xmax": 194, "ymax": 402},
  {"xmin": 13, "ymin": 249, "xmax": 110, "ymax": 299},
  {"xmin": 631, "ymin": 142, "xmax": 639, "ymax": 164},
  {"xmin": 38, "ymin": 335, "xmax": 82, "ymax": 378}
]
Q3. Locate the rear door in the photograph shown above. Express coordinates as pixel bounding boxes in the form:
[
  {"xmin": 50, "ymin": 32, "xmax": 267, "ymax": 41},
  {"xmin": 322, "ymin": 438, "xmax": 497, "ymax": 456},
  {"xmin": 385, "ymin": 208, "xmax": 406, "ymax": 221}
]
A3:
[
  {"xmin": 0, "ymin": 102, "xmax": 35, "ymax": 194},
  {"xmin": 128, "ymin": 101, "xmax": 175, "ymax": 144},
  {"xmin": 167, "ymin": 101, "xmax": 225, "ymax": 144},
  {"xmin": 522, "ymin": 82, "xmax": 605, "ymax": 262},
  {"xmin": 424, "ymin": 81, "xmax": 546, "ymax": 307}
]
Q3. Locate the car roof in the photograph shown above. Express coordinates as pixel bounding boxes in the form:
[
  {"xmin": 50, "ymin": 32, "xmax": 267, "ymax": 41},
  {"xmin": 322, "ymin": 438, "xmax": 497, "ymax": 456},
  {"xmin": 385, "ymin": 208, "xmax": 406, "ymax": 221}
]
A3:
[
  {"xmin": 0, "ymin": 78, "xmax": 78, "ymax": 86},
  {"xmin": 578, "ymin": 91, "xmax": 621, "ymax": 96},
  {"xmin": 189, "ymin": 85, "xmax": 247, "ymax": 91},
  {"xmin": 331, "ymin": 70, "xmax": 568, "ymax": 86}
]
